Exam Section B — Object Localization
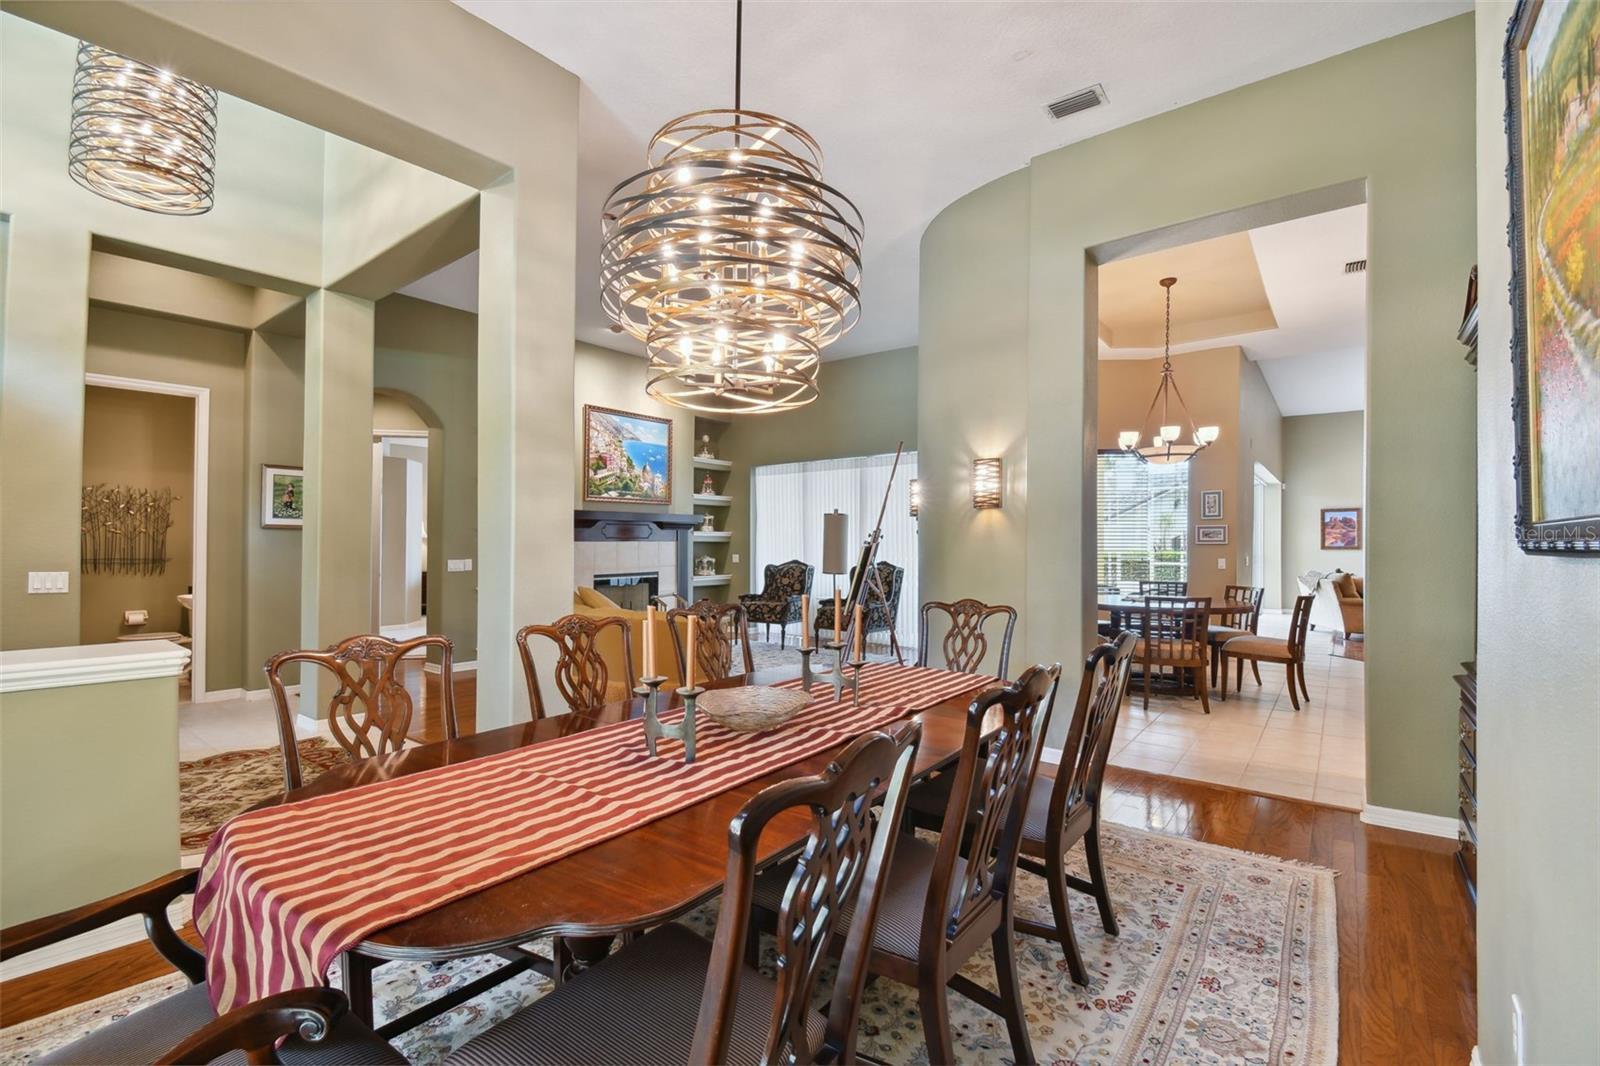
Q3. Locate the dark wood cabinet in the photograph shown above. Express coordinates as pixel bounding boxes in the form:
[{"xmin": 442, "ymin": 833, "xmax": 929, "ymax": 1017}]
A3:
[{"xmin": 1455, "ymin": 660, "xmax": 1477, "ymax": 903}]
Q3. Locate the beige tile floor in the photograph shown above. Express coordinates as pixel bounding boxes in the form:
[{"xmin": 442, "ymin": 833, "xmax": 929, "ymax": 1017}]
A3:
[
  {"xmin": 179, "ymin": 691, "xmax": 327, "ymax": 760},
  {"xmin": 1107, "ymin": 612, "xmax": 1366, "ymax": 809}
]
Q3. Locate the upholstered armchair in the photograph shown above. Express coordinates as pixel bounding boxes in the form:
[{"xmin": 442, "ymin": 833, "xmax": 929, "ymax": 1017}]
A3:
[
  {"xmin": 813, "ymin": 560, "xmax": 906, "ymax": 661},
  {"xmin": 1333, "ymin": 572, "xmax": 1364, "ymax": 638},
  {"xmin": 739, "ymin": 559, "xmax": 814, "ymax": 648}
]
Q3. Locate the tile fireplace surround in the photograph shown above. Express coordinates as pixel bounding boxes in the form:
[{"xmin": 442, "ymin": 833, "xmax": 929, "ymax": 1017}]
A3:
[{"xmin": 573, "ymin": 510, "xmax": 700, "ymax": 603}]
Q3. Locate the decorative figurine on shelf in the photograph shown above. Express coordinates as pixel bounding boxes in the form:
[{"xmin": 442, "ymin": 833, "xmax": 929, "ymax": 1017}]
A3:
[
  {"xmin": 695, "ymin": 555, "xmax": 717, "ymax": 576},
  {"xmin": 696, "ymin": 434, "xmax": 716, "ymax": 459},
  {"xmin": 700, "ymin": 472, "xmax": 715, "ymax": 496},
  {"xmin": 700, "ymin": 514, "xmax": 716, "ymax": 533}
]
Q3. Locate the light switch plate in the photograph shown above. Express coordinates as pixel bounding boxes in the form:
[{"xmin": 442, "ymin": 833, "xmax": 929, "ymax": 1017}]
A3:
[
  {"xmin": 446, "ymin": 559, "xmax": 473, "ymax": 573},
  {"xmin": 1217, "ymin": 557, "xmax": 1227, "ymax": 570},
  {"xmin": 27, "ymin": 571, "xmax": 69, "ymax": 594},
  {"xmin": 731, "ymin": 553, "xmax": 740, "ymax": 564}
]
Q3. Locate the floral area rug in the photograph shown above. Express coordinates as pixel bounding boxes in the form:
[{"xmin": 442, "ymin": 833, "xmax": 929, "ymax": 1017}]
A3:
[
  {"xmin": 1, "ymin": 824, "xmax": 1336, "ymax": 1065},
  {"xmin": 179, "ymin": 738, "xmax": 348, "ymax": 851}
]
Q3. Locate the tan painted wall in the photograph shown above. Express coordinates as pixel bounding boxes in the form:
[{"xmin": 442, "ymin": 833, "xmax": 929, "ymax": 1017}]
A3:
[
  {"xmin": 718, "ymin": 348, "xmax": 919, "ymax": 601},
  {"xmin": 1473, "ymin": 3, "xmax": 1600, "ymax": 1059},
  {"xmin": 243, "ymin": 332, "xmax": 304, "ymax": 688},
  {"xmin": 373, "ymin": 393, "xmax": 429, "ymax": 433},
  {"xmin": 79, "ymin": 387, "xmax": 196, "ymax": 645},
  {"xmin": 1099, "ymin": 348, "xmax": 1243, "ymax": 601},
  {"xmin": 921, "ymin": 17, "xmax": 1477, "ymax": 789},
  {"xmin": 1281, "ymin": 413, "xmax": 1366, "ymax": 590},
  {"xmin": 0, "ymin": 675, "xmax": 179, "ymax": 925},
  {"xmin": 1236, "ymin": 356, "xmax": 1284, "ymax": 585}
]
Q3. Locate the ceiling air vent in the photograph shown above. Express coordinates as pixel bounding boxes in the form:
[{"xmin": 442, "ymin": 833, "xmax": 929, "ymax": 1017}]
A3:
[
  {"xmin": 1045, "ymin": 84, "xmax": 1108, "ymax": 120},
  {"xmin": 1344, "ymin": 259, "xmax": 1368, "ymax": 274}
]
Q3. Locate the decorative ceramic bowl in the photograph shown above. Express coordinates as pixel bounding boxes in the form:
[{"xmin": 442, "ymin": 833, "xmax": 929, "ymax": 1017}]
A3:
[{"xmin": 697, "ymin": 686, "xmax": 812, "ymax": 733}]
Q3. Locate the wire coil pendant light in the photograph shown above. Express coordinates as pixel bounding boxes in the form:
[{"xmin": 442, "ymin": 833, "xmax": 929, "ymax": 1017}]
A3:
[
  {"xmin": 1118, "ymin": 277, "xmax": 1220, "ymax": 465},
  {"xmin": 601, "ymin": 0, "xmax": 863, "ymax": 414},
  {"xmin": 68, "ymin": 42, "xmax": 218, "ymax": 216}
]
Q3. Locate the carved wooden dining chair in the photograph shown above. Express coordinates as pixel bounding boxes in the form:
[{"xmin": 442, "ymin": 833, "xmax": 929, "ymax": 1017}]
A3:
[
  {"xmin": 917, "ymin": 598, "xmax": 1018, "ymax": 679},
  {"xmin": 1137, "ymin": 596, "xmax": 1212, "ymax": 714},
  {"xmin": 265, "ymin": 633, "xmax": 457, "ymax": 792},
  {"xmin": 442, "ymin": 724, "xmax": 922, "ymax": 1066},
  {"xmin": 1208, "ymin": 584, "xmax": 1265, "ymax": 688},
  {"xmin": 516, "ymin": 614, "xmax": 635, "ymax": 719},
  {"xmin": 0, "ymin": 870, "xmax": 406, "ymax": 1065},
  {"xmin": 667, "ymin": 599, "xmax": 755, "ymax": 683},
  {"xmin": 750, "ymin": 664, "xmax": 1061, "ymax": 1065},
  {"xmin": 1016, "ymin": 632, "xmax": 1137, "ymax": 984},
  {"xmin": 1220, "ymin": 593, "xmax": 1315, "ymax": 709}
]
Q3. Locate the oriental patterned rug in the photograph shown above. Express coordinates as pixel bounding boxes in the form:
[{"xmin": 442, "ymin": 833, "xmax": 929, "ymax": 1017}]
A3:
[
  {"xmin": 179, "ymin": 738, "xmax": 347, "ymax": 852},
  {"xmin": 1, "ymin": 825, "xmax": 1336, "ymax": 1066}
]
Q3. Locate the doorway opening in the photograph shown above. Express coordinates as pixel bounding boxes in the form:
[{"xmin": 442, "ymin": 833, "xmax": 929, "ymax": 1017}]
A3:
[{"xmin": 372, "ymin": 392, "xmax": 432, "ymax": 646}]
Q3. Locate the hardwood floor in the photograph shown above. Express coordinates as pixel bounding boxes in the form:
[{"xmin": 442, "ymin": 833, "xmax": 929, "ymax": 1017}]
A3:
[{"xmin": 1, "ymin": 730, "xmax": 1476, "ymax": 1066}]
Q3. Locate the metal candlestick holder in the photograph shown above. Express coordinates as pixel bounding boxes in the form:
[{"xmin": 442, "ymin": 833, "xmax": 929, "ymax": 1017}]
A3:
[
  {"xmin": 798, "ymin": 644, "xmax": 832, "ymax": 692},
  {"xmin": 636, "ymin": 675, "xmax": 703, "ymax": 763},
  {"xmin": 824, "ymin": 640, "xmax": 863, "ymax": 705}
]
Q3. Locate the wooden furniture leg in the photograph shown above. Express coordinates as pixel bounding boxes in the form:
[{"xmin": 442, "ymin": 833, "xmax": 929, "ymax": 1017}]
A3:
[
  {"xmin": 917, "ymin": 975, "xmax": 954, "ymax": 1066},
  {"xmin": 1251, "ymin": 660, "xmax": 1263, "ymax": 685},
  {"xmin": 1085, "ymin": 819, "xmax": 1118, "ymax": 935},
  {"xmin": 1298, "ymin": 660, "xmax": 1311, "ymax": 702},
  {"xmin": 989, "ymin": 909, "xmax": 1035, "ymax": 1064},
  {"xmin": 1285, "ymin": 663, "xmax": 1301, "ymax": 710},
  {"xmin": 339, "ymin": 950, "xmax": 375, "ymax": 1026},
  {"xmin": 1196, "ymin": 659, "xmax": 1212, "ymax": 714},
  {"xmin": 1218, "ymin": 652, "xmax": 1228, "ymax": 701}
]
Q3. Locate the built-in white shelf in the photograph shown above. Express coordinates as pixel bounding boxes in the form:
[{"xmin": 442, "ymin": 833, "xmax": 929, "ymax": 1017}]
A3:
[
  {"xmin": 692, "ymin": 573, "xmax": 732, "ymax": 587},
  {"xmin": 693, "ymin": 531, "xmax": 732, "ymax": 542},
  {"xmin": 692, "ymin": 494, "xmax": 732, "ymax": 506},
  {"xmin": 692, "ymin": 456, "xmax": 732, "ymax": 471}
]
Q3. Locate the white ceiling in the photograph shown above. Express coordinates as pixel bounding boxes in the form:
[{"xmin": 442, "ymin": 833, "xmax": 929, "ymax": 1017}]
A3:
[
  {"xmin": 1099, "ymin": 204, "xmax": 1368, "ymax": 416},
  {"xmin": 408, "ymin": 1, "xmax": 1460, "ymax": 365}
]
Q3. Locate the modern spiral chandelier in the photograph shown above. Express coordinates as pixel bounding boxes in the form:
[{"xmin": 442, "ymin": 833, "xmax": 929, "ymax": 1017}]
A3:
[
  {"xmin": 1118, "ymin": 277, "xmax": 1220, "ymax": 465},
  {"xmin": 600, "ymin": 0, "xmax": 863, "ymax": 414},
  {"xmin": 68, "ymin": 42, "xmax": 219, "ymax": 216}
]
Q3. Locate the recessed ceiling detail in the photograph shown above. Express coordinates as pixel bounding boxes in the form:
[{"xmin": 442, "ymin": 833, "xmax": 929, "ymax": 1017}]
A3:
[{"xmin": 1098, "ymin": 232, "xmax": 1277, "ymax": 350}]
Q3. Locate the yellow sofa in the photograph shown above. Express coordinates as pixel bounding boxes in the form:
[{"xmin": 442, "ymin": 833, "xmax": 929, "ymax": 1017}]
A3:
[{"xmin": 569, "ymin": 587, "xmax": 684, "ymax": 699}]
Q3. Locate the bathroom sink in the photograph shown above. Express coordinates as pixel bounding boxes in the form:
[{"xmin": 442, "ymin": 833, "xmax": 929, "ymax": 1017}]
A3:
[{"xmin": 177, "ymin": 594, "xmax": 193, "ymax": 610}]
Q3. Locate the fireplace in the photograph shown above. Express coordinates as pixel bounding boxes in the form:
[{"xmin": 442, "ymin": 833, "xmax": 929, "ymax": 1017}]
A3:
[
  {"xmin": 594, "ymin": 571, "xmax": 660, "ymax": 612},
  {"xmin": 574, "ymin": 510, "xmax": 700, "ymax": 603}
]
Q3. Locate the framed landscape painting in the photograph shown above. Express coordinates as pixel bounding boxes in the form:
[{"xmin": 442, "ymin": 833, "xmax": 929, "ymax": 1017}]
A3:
[
  {"xmin": 1506, "ymin": 0, "xmax": 1600, "ymax": 552},
  {"xmin": 1320, "ymin": 508, "xmax": 1360, "ymax": 550},
  {"xmin": 261, "ymin": 464, "xmax": 304, "ymax": 529},
  {"xmin": 583, "ymin": 405, "xmax": 672, "ymax": 505}
]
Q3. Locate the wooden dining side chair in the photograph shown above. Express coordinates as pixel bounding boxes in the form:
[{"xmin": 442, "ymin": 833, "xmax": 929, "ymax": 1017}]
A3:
[
  {"xmin": 1137, "ymin": 596, "xmax": 1212, "ymax": 713},
  {"xmin": 1139, "ymin": 579, "xmax": 1188, "ymax": 597},
  {"xmin": 916, "ymin": 598, "xmax": 1018, "ymax": 679},
  {"xmin": 667, "ymin": 599, "xmax": 755, "ymax": 683},
  {"xmin": 516, "ymin": 614, "xmax": 635, "ymax": 719},
  {"xmin": 265, "ymin": 633, "xmax": 457, "ymax": 792},
  {"xmin": 442, "ymin": 724, "xmax": 923, "ymax": 1066},
  {"xmin": 750, "ymin": 664, "xmax": 1061, "ymax": 1065},
  {"xmin": 0, "ymin": 870, "xmax": 406, "ymax": 1065},
  {"xmin": 1220, "ymin": 593, "xmax": 1315, "ymax": 709},
  {"xmin": 1015, "ymin": 632, "xmax": 1137, "ymax": 984},
  {"xmin": 1208, "ymin": 584, "xmax": 1265, "ymax": 688}
]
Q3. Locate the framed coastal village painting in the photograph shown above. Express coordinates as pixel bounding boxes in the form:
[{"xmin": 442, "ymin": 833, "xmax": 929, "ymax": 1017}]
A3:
[
  {"xmin": 583, "ymin": 405, "xmax": 672, "ymax": 505},
  {"xmin": 1505, "ymin": 0, "xmax": 1600, "ymax": 553},
  {"xmin": 261, "ymin": 464, "xmax": 304, "ymax": 528}
]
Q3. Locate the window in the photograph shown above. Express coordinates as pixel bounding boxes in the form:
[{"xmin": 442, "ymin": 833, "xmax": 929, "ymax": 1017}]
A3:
[
  {"xmin": 751, "ymin": 451, "xmax": 919, "ymax": 648},
  {"xmin": 1096, "ymin": 451, "xmax": 1188, "ymax": 595}
]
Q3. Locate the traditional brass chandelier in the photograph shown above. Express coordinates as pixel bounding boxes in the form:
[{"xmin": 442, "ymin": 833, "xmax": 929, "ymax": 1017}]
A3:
[
  {"xmin": 1118, "ymin": 277, "xmax": 1220, "ymax": 465},
  {"xmin": 68, "ymin": 43, "xmax": 218, "ymax": 216},
  {"xmin": 600, "ymin": 0, "xmax": 863, "ymax": 414}
]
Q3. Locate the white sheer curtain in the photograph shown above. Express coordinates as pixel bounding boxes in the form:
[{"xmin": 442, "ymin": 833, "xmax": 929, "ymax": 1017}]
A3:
[{"xmin": 751, "ymin": 451, "xmax": 919, "ymax": 650}]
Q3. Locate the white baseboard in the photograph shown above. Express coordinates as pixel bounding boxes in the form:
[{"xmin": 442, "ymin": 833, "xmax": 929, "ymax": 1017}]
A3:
[
  {"xmin": 1469, "ymin": 1046, "xmax": 1481, "ymax": 1066},
  {"xmin": 1360, "ymin": 803, "xmax": 1457, "ymax": 838},
  {"xmin": 424, "ymin": 659, "xmax": 476, "ymax": 674},
  {"xmin": 244, "ymin": 684, "xmax": 297, "ymax": 701},
  {"xmin": 1039, "ymin": 745, "xmax": 1063, "ymax": 765},
  {"xmin": 193, "ymin": 686, "xmax": 244, "ymax": 703}
]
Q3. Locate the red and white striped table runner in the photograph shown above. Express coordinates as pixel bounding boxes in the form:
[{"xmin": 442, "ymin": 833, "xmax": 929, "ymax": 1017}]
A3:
[{"xmin": 193, "ymin": 663, "xmax": 993, "ymax": 1013}]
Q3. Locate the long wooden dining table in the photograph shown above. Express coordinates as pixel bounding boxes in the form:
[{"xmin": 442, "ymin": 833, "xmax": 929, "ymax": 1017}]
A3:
[{"xmin": 247, "ymin": 665, "xmax": 1001, "ymax": 1035}]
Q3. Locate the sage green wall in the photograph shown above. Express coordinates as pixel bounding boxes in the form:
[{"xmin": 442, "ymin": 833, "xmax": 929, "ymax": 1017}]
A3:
[
  {"xmin": 574, "ymin": 341, "xmax": 696, "ymax": 515},
  {"xmin": 85, "ymin": 307, "xmax": 250, "ymax": 691},
  {"xmin": 243, "ymin": 331, "xmax": 304, "ymax": 688},
  {"xmin": 1281, "ymin": 413, "xmax": 1366, "ymax": 592},
  {"xmin": 375, "ymin": 295, "xmax": 479, "ymax": 663},
  {"xmin": 720, "ymin": 347, "xmax": 918, "ymax": 600},
  {"xmin": 1, "ymin": 674, "xmax": 179, "ymax": 925},
  {"xmin": 921, "ymin": 17, "xmax": 1477, "ymax": 787},
  {"xmin": 79, "ymin": 387, "xmax": 196, "ymax": 645},
  {"xmin": 1473, "ymin": 3, "xmax": 1600, "ymax": 1060}
]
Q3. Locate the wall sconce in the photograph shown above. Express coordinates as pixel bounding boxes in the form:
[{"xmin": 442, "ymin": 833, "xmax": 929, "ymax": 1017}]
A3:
[
  {"xmin": 909, "ymin": 478, "xmax": 921, "ymax": 517},
  {"xmin": 971, "ymin": 458, "xmax": 1003, "ymax": 510}
]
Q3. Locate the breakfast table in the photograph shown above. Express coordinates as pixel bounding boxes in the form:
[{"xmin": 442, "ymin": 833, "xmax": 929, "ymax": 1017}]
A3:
[{"xmin": 210, "ymin": 662, "xmax": 1001, "ymax": 1036}]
